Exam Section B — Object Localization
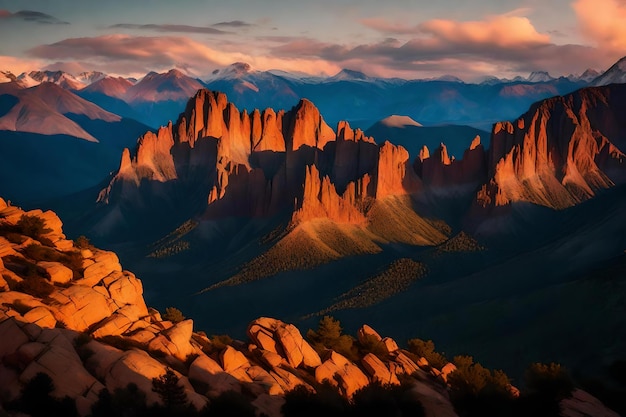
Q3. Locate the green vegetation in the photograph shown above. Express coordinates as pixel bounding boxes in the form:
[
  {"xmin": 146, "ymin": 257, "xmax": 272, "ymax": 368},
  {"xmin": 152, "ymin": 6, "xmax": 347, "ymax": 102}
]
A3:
[
  {"xmin": 435, "ymin": 232, "xmax": 485, "ymax": 255},
  {"xmin": 163, "ymin": 307, "xmax": 185, "ymax": 323},
  {"xmin": 407, "ymin": 338, "xmax": 448, "ymax": 370},
  {"xmin": 307, "ymin": 316, "xmax": 358, "ymax": 361},
  {"xmin": 73, "ymin": 235, "xmax": 93, "ymax": 249},
  {"xmin": 317, "ymin": 258, "xmax": 427, "ymax": 314},
  {"xmin": 6, "ymin": 372, "xmax": 77, "ymax": 417},
  {"xmin": 152, "ymin": 369, "xmax": 189, "ymax": 410},
  {"xmin": 15, "ymin": 215, "xmax": 52, "ymax": 239},
  {"xmin": 3, "ymin": 255, "xmax": 55, "ymax": 297},
  {"xmin": 282, "ymin": 381, "xmax": 425, "ymax": 417},
  {"xmin": 148, "ymin": 241, "xmax": 190, "ymax": 258},
  {"xmin": 91, "ymin": 383, "xmax": 148, "ymax": 417},
  {"xmin": 22, "ymin": 244, "xmax": 84, "ymax": 279}
]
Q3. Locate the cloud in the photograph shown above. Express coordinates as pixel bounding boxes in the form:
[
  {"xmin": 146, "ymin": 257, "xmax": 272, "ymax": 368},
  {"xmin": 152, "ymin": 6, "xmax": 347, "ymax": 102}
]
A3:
[
  {"xmin": 362, "ymin": 15, "xmax": 550, "ymax": 47},
  {"xmin": 573, "ymin": 0, "xmax": 626, "ymax": 52},
  {"xmin": 0, "ymin": 9, "xmax": 68, "ymax": 24},
  {"xmin": 109, "ymin": 23, "xmax": 230, "ymax": 35},
  {"xmin": 26, "ymin": 34, "xmax": 340, "ymax": 78},
  {"xmin": 419, "ymin": 16, "xmax": 550, "ymax": 48},
  {"xmin": 268, "ymin": 24, "xmax": 610, "ymax": 79},
  {"xmin": 212, "ymin": 20, "xmax": 252, "ymax": 28},
  {"xmin": 0, "ymin": 55, "xmax": 46, "ymax": 74}
]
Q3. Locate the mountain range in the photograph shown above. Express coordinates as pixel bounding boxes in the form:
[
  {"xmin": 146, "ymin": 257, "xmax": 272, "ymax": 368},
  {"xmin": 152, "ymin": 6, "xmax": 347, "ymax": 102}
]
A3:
[{"xmin": 2, "ymin": 56, "xmax": 626, "ymax": 397}]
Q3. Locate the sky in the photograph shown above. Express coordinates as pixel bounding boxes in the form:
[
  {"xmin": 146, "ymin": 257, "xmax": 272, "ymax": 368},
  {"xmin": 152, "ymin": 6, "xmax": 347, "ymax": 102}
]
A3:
[{"xmin": 1, "ymin": 0, "xmax": 625, "ymax": 81}]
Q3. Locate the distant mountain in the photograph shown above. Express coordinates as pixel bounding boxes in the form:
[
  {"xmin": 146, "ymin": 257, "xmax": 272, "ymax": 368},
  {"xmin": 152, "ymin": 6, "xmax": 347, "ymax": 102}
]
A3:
[
  {"xmin": 328, "ymin": 68, "xmax": 372, "ymax": 82},
  {"xmin": 0, "ymin": 82, "xmax": 119, "ymax": 141},
  {"xmin": 0, "ymin": 82, "xmax": 151, "ymax": 202},
  {"xmin": 527, "ymin": 71, "xmax": 555, "ymax": 83},
  {"xmin": 204, "ymin": 62, "xmax": 300, "ymax": 115},
  {"xmin": 18, "ymin": 70, "xmax": 85, "ymax": 90},
  {"xmin": 592, "ymin": 56, "xmax": 626, "ymax": 86}
]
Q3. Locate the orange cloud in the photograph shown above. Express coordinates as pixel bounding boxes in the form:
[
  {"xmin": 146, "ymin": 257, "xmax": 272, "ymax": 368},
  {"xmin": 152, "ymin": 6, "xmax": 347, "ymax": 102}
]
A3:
[
  {"xmin": 419, "ymin": 15, "xmax": 551, "ymax": 48},
  {"xmin": 573, "ymin": 0, "xmax": 626, "ymax": 51},
  {"xmin": 26, "ymin": 34, "xmax": 340, "ymax": 78},
  {"xmin": 0, "ymin": 55, "xmax": 45, "ymax": 74}
]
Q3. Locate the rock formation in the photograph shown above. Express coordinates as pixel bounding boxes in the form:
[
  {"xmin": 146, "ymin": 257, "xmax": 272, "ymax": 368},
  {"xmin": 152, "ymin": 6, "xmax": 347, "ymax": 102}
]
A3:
[
  {"xmin": 476, "ymin": 85, "xmax": 626, "ymax": 209},
  {"xmin": 0, "ymin": 200, "xmax": 458, "ymax": 416},
  {"xmin": 98, "ymin": 89, "xmax": 421, "ymax": 227}
]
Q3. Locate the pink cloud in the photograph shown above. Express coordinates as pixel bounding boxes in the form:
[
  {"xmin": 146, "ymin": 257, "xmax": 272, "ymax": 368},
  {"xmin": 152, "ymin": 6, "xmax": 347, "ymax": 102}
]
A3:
[
  {"xmin": 573, "ymin": 0, "xmax": 626, "ymax": 52},
  {"xmin": 419, "ymin": 15, "xmax": 551, "ymax": 48},
  {"xmin": 26, "ymin": 34, "xmax": 341, "ymax": 78}
]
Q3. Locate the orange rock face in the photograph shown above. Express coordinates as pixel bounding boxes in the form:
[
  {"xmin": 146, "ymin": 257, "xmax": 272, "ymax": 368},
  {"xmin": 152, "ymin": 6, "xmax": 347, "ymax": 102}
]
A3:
[
  {"xmin": 100, "ymin": 89, "xmax": 420, "ymax": 225},
  {"xmin": 477, "ymin": 86, "xmax": 626, "ymax": 209}
]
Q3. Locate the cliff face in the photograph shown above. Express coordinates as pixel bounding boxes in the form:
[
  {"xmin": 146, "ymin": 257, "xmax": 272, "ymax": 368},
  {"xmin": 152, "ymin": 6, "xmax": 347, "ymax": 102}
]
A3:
[
  {"xmin": 99, "ymin": 89, "xmax": 420, "ymax": 225},
  {"xmin": 476, "ymin": 85, "xmax": 626, "ymax": 209}
]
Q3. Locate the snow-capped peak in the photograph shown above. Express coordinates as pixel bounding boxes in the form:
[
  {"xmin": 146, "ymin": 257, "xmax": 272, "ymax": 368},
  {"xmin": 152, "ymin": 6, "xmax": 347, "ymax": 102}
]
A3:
[
  {"xmin": 329, "ymin": 68, "xmax": 371, "ymax": 81},
  {"xmin": 592, "ymin": 56, "xmax": 626, "ymax": 86},
  {"xmin": 527, "ymin": 71, "xmax": 555, "ymax": 83}
]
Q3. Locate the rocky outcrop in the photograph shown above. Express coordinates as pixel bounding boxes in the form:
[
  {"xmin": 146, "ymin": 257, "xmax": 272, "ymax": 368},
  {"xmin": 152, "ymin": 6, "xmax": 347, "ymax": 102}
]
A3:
[
  {"xmin": 476, "ymin": 85, "xmax": 626, "ymax": 209},
  {"xmin": 97, "ymin": 90, "xmax": 422, "ymax": 230},
  {"xmin": 415, "ymin": 137, "xmax": 486, "ymax": 189}
]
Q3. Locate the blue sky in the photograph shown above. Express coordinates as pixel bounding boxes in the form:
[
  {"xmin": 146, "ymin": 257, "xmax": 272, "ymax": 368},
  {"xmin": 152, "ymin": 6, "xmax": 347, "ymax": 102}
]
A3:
[{"xmin": 1, "ymin": 0, "xmax": 625, "ymax": 80}]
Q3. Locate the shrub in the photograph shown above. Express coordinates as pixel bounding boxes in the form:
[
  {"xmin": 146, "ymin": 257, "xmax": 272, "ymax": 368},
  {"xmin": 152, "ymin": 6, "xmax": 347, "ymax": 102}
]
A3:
[
  {"xmin": 91, "ymin": 383, "xmax": 148, "ymax": 417},
  {"xmin": 357, "ymin": 334, "xmax": 389, "ymax": 361},
  {"xmin": 447, "ymin": 355, "xmax": 514, "ymax": 416},
  {"xmin": 74, "ymin": 235, "xmax": 92, "ymax": 249},
  {"xmin": 206, "ymin": 390, "xmax": 256, "ymax": 417},
  {"xmin": 283, "ymin": 383, "xmax": 348, "ymax": 417},
  {"xmin": 15, "ymin": 215, "xmax": 51, "ymax": 239},
  {"xmin": 8, "ymin": 372, "xmax": 77, "ymax": 417},
  {"xmin": 351, "ymin": 382, "xmax": 426, "ymax": 417},
  {"xmin": 207, "ymin": 334, "xmax": 233, "ymax": 354},
  {"xmin": 306, "ymin": 316, "xmax": 358, "ymax": 361},
  {"xmin": 163, "ymin": 307, "xmax": 185, "ymax": 323},
  {"xmin": 21, "ymin": 244, "xmax": 84, "ymax": 279},
  {"xmin": 525, "ymin": 362, "xmax": 574, "ymax": 398},
  {"xmin": 152, "ymin": 369, "xmax": 189, "ymax": 410},
  {"xmin": 15, "ymin": 277, "xmax": 54, "ymax": 298},
  {"xmin": 407, "ymin": 338, "xmax": 448, "ymax": 370}
]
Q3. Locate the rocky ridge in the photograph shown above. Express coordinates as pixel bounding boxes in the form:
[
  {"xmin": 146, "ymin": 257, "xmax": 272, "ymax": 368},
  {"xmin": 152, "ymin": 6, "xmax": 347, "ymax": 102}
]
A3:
[
  {"xmin": 0, "ymin": 199, "xmax": 461, "ymax": 417},
  {"xmin": 477, "ymin": 85, "xmax": 626, "ymax": 210}
]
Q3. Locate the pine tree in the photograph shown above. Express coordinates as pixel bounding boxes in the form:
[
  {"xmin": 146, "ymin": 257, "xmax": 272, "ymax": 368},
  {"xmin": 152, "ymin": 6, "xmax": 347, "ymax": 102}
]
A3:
[{"xmin": 152, "ymin": 369, "xmax": 188, "ymax": 409}]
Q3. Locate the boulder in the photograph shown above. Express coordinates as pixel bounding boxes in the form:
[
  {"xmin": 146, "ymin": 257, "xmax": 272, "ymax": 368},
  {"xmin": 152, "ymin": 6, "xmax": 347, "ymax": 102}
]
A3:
[
  {"xmin": 441, "ymin": 363, "xmax": 457, "ymax": 382},
  {"xmin": 189, "ymin": 354, "xmax": 241, "ymax": 396},
  {"xmin": 409, "ymin": 378, "xmax": 459, "ymax": 417},
  {"xmin": 221, "ymin": 345, "xmax": 250, "ymax": 373},
  {"xmin": 105, "ymin": 349, "xmax": 205, "ymax": 409},
  {"xmin": 382, "ymin": 337, "xmax": 399, "ymax": 354},
  {"xmin": 315, "ymin": 351, "xmax": 369, "ymax": 397},
  {"xmin": 393, "ymin": 351, "xmax": 420, "ymax": 375},
  {"xmin": 0, "ymin": 237, "xmax": 17, "ymax": 257},
  {"xmin": 260, "ymin": 350, "xmax": 284, "ymax": 368},
  {"xmin": 147, "ymin": 319, "xmax": 194, "ymax": 360},
  {"xmin": 247, "ymin": 317, "xmax": 321, "ymax": 368},
  {"xmin": 21, "ymin": 330, "xmax": 101, "ymax": 400},
  {"xmin": 81, "ymin": 251, "xmax": 122, "ymax": 287},
  {"xmin": 357, "ymin": 324, "xmax": 382, "ymax": 344},
  {"xmin": 0, "ymin": 318, "xmax": 30, "ymax": 358},
  {"xmin": 37, "ymin": 261, "xmax": 73, "ymax": 284},
  {"xmin": 48, "ymin": 285, "xmax": 115, "ymax": 331},
  {"xmin": 23, "ymin": 306, "xmax": 56, "ymax": 328},
  {"xmin": 361, "ymin": 353, "xmax": 400, "ymax": 385},
  {"xmin": 246, "ymin": 365, "xmax": 284, "ymax": 395},
  {"xmin": 560, "ymin": 389, "xmax": 621, "ymax": 417}
]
